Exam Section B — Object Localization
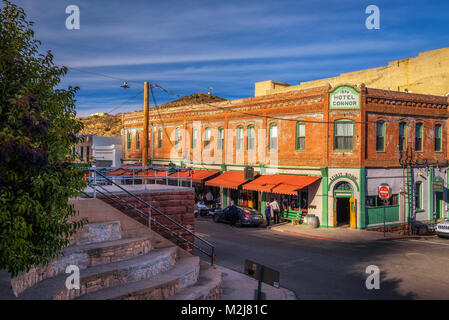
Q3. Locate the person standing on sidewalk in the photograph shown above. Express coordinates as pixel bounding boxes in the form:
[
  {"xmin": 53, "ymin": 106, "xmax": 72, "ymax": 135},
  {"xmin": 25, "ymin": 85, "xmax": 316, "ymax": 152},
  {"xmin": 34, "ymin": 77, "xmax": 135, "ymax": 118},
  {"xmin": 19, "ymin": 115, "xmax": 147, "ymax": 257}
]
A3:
[
  {"xmin": 265, "ymin": 205, "xmax": 271, "ymax": 228},
  {"xmin": 270, "ymin": 199, "xmax": 280, "ymax": 224}
]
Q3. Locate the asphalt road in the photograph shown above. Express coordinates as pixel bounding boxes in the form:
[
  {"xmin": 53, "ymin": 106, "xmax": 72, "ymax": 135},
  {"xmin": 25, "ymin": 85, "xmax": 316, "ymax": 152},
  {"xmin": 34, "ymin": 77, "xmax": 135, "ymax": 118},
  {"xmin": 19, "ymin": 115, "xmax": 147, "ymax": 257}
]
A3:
[{"xmin": 195, "ymin": 218, "xmax": 449, "ymax": 300}]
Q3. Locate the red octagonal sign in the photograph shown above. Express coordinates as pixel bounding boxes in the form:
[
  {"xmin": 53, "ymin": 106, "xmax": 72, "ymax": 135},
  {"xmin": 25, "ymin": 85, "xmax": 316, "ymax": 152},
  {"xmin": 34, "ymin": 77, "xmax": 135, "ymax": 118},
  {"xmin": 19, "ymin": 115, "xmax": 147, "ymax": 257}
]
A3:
[{"xmin": 378, "ymin": 185, "xmax": 391, "ymax": 199}]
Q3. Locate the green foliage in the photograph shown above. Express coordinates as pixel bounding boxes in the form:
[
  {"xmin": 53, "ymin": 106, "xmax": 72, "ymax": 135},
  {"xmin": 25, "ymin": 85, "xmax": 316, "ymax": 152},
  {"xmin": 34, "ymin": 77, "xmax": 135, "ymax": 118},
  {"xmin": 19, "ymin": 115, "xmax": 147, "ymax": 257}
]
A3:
[{"xmin": 0, "ymin": 1, "xmax": 87, "ymax": 276}]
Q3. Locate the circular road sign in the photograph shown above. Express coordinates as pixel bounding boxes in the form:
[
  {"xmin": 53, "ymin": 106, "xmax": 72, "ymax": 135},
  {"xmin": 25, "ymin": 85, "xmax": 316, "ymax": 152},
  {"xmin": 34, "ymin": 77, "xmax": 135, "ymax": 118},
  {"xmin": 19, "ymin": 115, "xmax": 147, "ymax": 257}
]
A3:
[{"xmin": 378, "ymin": 184, "xmax": 392, "ymax": 200}]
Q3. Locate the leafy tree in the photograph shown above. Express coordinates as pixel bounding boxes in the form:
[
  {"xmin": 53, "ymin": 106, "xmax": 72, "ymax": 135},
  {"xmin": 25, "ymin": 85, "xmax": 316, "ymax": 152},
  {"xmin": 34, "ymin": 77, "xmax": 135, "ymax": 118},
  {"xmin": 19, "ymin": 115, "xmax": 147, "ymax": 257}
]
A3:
[{"xmin": 0, "ymin": 0, "xmax": 87, "ymax": 276}]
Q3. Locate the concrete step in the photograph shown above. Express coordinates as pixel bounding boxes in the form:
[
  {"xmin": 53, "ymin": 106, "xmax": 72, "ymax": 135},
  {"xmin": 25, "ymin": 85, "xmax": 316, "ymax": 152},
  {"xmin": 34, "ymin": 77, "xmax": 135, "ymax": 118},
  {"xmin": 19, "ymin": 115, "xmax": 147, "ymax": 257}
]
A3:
[
  {"xmin": 168, "ymin": 264, "xmax": 222, "ymax": 300},
  {"xmin": 77, "ymin": 256, "xmax": 200, "ymax": 300},
  {"xmin": 19, "ymin": 246, "xmax": 178, "ymax": 300},
  {"xmin": 12, "ymin": 235, "xmax": 153, "ymax": 297},
  {"xmin": 73, "ymin": 221, "xmax": 122, "ymax": 245}
]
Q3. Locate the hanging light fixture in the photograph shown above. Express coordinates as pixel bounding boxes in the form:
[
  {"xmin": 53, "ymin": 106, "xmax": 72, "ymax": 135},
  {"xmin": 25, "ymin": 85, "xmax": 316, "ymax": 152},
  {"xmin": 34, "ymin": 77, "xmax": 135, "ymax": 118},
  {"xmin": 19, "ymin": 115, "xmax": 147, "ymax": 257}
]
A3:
[{"xmin": 121, "ymin": 81, "xmax": 130, "ymax": 89}]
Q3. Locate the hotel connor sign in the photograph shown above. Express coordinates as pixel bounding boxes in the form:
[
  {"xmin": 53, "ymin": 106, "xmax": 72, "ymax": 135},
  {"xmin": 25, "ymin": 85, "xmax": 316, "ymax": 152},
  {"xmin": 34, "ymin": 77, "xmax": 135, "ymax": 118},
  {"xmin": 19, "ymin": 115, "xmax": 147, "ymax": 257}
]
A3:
[{"xmin": 329, "ymin": 86, "xmax": 361, "ymax": 109}]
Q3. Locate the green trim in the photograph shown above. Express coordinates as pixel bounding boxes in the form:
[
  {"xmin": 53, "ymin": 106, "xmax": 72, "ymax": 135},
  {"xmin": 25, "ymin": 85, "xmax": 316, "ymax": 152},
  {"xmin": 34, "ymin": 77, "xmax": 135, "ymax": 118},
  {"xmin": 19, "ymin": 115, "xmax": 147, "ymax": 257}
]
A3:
[
  {"xmin": 320, "ymin": 167, "xmax": 329, "ymax": 228},
  {"xmin": 329, "ymin": 85, "xmax": 361, "ymax": 110},
  {"xmin": 295, "ymin": 121, "xmax": 305, "ymax": 150},
  {"xmin": 415, "ymin": 123, "xmax": 423, "ymax": 151},
  {"xmin": 428, "ymin": 167, "xmax": 433, "ymax": 220},
  {"xmin": 376, "ymin": 121, "xmax": 385, "ymax": 152},
  {"xmin": 435, "ymin": 124, "xmax": 442, "ymax": 152},
  {"xmin": 268, "ymin": 123, "xmax": 278, "ymax": 150},
  {"xmin": 359, "ymin": 168, "xmax": 366, "ymax": 229},
  {"xmin": 399, "ymin": 122, "xmax": 407, "ymax": 152},
  {"xmin": 328, "ymin": 175, "xmax": 360, "ymax": 192}
]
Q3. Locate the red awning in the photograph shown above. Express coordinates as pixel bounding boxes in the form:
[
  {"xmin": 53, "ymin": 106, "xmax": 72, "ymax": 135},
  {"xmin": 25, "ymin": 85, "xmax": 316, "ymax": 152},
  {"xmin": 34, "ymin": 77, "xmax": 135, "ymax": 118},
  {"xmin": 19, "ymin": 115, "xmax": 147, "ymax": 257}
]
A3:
[
  {"xmin": 205, "ymin": 171, "xmax": 258, "ymax": 190},
  {"xmin": 169, "ymin": 169, "xmax": 221, "ymax": 184},
  {"xmin": 242, "ymin": 174, "xmax": 320, "ymax": 195}
]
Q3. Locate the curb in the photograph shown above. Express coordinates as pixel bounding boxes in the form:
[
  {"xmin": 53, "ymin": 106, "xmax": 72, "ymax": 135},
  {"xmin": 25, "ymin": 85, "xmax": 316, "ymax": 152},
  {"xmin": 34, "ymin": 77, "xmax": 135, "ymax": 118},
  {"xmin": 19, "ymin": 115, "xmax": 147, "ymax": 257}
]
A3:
[{"xmin": 281, "ymin": 229, "xmax": 340, "ymax": 241}]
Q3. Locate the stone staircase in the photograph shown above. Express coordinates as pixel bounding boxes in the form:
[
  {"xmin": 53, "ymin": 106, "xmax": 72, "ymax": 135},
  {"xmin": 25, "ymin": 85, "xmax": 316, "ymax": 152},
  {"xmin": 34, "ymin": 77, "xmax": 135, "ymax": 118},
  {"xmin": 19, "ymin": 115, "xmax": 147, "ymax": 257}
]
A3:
[{"xmin": 11, "ymin": 199, "xmax": 222, "ymax": 300}]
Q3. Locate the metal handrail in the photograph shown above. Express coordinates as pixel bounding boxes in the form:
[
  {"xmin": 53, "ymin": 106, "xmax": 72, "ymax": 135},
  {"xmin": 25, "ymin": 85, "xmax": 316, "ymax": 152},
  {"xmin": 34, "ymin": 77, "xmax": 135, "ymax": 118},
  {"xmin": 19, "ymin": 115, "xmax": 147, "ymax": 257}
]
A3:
[{"xmin": 87, "ymin": 168, "xmax": 215, "ymax": 265}]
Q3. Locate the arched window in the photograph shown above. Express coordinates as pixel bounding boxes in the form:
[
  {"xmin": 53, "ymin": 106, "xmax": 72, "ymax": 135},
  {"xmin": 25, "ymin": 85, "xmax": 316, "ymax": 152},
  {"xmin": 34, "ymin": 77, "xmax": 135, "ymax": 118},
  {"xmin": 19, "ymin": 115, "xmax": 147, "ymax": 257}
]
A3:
[
  {"xmin": 204, "ymin": 128, "xmax": 211, "ymax": 149},
  {"xmin": 236, "ymin": 126, "xmax": 244, "ymax": 150},
  {"xmin": 247, "ymin": 125, "xmax": 255, "ymax": 150},
  {"xmin": 175, "ymin": 128, "xmax": 181, "ymax": 150},
  {"xmin": 435, "ymin": 124, "xmax": 442, "ymax": 152},
  {"xmin": 157, "ymin": 129, "xmax": 162, "ymax": 149},
  {"xmin": 399, "ymin": 122, "xmax": 407, "ymax": 152},
  {"xmin": 376, "ymin": 121, "xmax": 385, "ymax": 151},
  {"xmin": 415, "ymin": 123, "xmax": 423, "ymax": 151},
  {"xmin": 296, "ymin": 122, "xmax": 305, "ymax": 150},
  {"xmin": 269, "ymin": 123, "xmax": 278, "ymax": 150},
  {"xmin": 136, "ymin": 131, "xmax": 140, "ymax": 149},
  {"xmin": 218, "ymin": 127, "xmax": 224, "ymax": 150},
  {"xmin": 334, "ymin": 181, "xmax": 352, "ymax": 191}
]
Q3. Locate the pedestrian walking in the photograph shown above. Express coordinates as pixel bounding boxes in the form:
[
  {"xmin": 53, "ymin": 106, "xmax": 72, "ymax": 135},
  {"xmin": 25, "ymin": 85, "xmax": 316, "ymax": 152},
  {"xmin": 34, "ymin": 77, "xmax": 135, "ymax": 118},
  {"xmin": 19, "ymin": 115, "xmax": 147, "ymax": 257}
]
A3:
[
  {"xmin": 270, "ymin": 199, "xmax": 280, "ymax": 224},
  {"xmin": 265, "ymin": 205, "xmax": 271, "ymax": 228}
]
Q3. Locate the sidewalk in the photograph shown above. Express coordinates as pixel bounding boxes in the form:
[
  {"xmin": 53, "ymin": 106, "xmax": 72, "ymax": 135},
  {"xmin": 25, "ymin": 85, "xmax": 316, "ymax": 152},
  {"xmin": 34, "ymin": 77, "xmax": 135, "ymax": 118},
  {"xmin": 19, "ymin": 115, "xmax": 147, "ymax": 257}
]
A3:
[
  {"xmin": 215, "ymin": 265, "xmax": 296, "ymax": 300},
  {"xmin": 269, "ymin": 223, "xmax": 426, "ymax": 243}
]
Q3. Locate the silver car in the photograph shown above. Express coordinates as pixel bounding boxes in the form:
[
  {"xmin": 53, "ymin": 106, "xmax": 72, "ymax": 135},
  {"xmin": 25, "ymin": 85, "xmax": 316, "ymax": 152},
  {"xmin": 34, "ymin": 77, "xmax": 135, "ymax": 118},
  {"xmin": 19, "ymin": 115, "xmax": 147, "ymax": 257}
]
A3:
[{"xmin": 436, "ymin": 220, "xmax": 449, "ymax": 238}]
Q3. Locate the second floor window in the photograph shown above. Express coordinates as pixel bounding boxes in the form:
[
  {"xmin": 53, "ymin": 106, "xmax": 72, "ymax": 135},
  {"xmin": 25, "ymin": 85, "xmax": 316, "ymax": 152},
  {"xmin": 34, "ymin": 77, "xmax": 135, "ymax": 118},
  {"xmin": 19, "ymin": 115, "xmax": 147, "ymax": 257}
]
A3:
[
  {"xmin": 204, "ymin": 128, "xmax": 211, "ymax": 149},
  {"xmin": 175, "ymin": 128, "xmax": 181, "ymax": 150},
  {"xmin": 86, "ymin": 146, "xmax": 90, "ymax": 161},
  {"xmin": 192, "ymin": 128, "xmax": 197, "ymax": 149},
  {"xmin": 127, "ymin": 132, "xmax": 131, "ymax": 149},
  {"xmin": 158, "ymin": 129, "xmax": 162, "ymax": 149},
  {"xmin": 296, "ymin": 122, "xmax": 305, "ymax": 150},
  {"xmin": 136, "ymin": 131, "xmax": 140, "ymax": 149},
  {"xmin": 376, "ymin": 121, "xmax": 385, "ymax": 151},
  {"xmin": 334, "ymin": 120, "xmax": 353, "ymax": 150},
  {"xmin": 435, "ymin": 124, "xmax": 442, "ymax": 152},
  {"xmin": 269, "ymin": 123, "xmax": 278, "ymax": 150},
  {"xmin": 218, "ymin": 127, "xmax": 224, "ymax": 150},
  {"xmin": 399, "ymin": 122, "xmax": 407, "ymax": 152},
  {"xmin": 236, "ymin": 126, "xmax": 244, "ymax": 150},
  {"xmin": 415, "ymin": 123, "xmax": 423, "ymax": 151},
  {"xmin": 247, "ymin": 125, "xmax": 255, "ymax": 150}
]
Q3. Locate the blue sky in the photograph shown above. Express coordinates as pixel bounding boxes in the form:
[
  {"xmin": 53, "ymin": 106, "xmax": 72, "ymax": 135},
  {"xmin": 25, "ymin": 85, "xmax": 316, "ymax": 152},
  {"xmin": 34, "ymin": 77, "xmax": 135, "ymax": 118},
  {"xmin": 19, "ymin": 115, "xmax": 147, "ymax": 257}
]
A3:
[{"xmin": 12, "ymin": 0, "xmax": 449, "ymax": 117}]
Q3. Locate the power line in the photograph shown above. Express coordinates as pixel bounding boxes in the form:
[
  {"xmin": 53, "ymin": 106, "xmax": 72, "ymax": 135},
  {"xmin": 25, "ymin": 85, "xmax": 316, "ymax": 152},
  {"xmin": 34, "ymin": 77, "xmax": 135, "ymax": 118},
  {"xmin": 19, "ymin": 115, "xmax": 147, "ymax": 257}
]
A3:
[{"xmin": 107, "ymin": 89, "xmax": 144, "ymax": 114}]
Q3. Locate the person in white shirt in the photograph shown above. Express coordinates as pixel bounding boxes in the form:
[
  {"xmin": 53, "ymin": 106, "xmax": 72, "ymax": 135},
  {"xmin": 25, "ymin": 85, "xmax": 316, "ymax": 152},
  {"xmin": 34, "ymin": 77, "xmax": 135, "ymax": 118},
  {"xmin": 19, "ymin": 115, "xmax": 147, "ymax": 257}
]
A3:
[{"xmin": 270, "ymin": 199, "xmax": 280, "ymax": 224}]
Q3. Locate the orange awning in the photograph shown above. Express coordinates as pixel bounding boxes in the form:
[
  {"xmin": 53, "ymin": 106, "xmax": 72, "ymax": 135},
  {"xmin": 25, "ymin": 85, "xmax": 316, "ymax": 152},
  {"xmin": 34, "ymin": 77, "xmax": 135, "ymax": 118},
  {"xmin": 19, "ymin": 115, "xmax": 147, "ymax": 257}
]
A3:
[
  {"xmin": 242, "ymin": 174, "xmax": 320, "ymax": 195},
  {"xmin": 165, "ymin": 169, "xmax": 221, "ymax": 183},
  {"xmin": 205, "ymin": 171, "xmax": 258, "ymax": 190}
]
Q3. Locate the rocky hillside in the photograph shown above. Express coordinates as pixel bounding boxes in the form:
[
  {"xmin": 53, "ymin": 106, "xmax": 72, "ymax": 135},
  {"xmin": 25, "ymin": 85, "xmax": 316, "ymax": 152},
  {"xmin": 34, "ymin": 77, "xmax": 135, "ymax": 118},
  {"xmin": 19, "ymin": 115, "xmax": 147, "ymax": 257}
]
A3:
[{"xmin": 78, "ymin": 93, "xmax": 226, "ymax": 136}]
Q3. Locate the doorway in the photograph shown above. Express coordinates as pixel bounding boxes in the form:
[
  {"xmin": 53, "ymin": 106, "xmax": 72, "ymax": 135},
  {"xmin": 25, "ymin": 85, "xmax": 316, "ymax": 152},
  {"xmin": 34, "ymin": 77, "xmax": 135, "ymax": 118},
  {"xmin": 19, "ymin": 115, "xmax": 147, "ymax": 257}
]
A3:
[
  {"xmin": 435, "ymin": 191, "xmax": 443, "ymax": 220},
  {"xmin": 336, "ymin": 198, "xmax": 350, "ymax": 226}
]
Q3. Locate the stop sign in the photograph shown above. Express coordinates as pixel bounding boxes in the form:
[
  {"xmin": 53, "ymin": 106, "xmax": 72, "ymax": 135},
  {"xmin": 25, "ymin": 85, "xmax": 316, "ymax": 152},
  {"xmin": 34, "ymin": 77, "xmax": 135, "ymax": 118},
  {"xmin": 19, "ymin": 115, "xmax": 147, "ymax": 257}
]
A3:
[{"xmin": 378, "ymin": 184, "xmax": 391, "ymax": 200}]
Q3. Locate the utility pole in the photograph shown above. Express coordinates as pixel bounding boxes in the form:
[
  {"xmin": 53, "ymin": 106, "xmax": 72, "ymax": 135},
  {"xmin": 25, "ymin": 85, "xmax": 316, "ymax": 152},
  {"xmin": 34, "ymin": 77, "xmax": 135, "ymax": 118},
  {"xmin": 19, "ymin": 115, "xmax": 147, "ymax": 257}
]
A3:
[{"xmin": 142, "ymin": 82, "xmax": 149, "ymax": 167}]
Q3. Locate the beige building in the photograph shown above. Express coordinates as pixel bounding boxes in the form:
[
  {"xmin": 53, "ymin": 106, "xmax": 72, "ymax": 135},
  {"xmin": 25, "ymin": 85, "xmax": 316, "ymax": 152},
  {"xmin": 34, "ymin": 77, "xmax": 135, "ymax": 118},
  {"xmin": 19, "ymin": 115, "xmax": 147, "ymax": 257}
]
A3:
[{"xmin": 255, "ymin": 47, "xmax": 449, "ymax": 97}]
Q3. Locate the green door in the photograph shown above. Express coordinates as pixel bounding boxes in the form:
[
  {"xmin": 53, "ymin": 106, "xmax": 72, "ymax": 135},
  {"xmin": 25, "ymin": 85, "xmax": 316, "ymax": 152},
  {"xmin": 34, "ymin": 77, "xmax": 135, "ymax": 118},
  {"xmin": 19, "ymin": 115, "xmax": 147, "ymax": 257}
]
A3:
[{"xmin": 435, "ymin": 192, "xmax": 443, "ymax": 220}]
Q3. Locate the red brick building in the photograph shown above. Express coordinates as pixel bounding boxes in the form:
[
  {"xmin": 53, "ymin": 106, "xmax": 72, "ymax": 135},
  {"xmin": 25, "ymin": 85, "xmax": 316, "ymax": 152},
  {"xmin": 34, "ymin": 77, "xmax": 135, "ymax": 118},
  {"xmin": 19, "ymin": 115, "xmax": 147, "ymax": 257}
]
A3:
[{"xmin": 122, "ymin": 84, "xmax": 449, "ymax": 230}]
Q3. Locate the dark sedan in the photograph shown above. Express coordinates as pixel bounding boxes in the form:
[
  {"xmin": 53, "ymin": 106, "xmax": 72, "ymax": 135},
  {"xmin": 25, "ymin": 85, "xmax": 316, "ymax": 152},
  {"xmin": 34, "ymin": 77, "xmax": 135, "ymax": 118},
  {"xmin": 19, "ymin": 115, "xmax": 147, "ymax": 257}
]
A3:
[{"xmin": 212, "ymin": 205, "xmax": 264, "ymax": 227}]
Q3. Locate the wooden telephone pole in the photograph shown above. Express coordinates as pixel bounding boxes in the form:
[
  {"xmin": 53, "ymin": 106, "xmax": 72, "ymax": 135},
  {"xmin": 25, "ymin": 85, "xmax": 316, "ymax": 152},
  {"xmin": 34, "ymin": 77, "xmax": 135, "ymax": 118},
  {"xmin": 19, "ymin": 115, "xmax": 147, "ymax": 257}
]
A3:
[{"xmin": 142, "ymin": 82, "xmax": 149, "ymax": 167}]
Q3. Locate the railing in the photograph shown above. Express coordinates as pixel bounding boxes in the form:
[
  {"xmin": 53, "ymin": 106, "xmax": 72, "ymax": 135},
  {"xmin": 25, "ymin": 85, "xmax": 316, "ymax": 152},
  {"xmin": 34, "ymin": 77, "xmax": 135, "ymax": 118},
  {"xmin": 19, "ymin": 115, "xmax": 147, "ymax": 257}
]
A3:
[
  {"xmin": 83, "ymin": 167, "xmax": 215, "ymax": 265},
  {"xmin": 87, "ymin": 166, "xmax": 193, "ymax": 187}
]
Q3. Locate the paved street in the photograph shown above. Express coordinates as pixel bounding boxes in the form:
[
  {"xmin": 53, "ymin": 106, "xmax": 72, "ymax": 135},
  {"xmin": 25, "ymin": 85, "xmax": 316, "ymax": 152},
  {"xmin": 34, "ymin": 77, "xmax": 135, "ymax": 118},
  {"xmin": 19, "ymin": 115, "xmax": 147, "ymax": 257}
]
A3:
[{"xmin": 195, "ymin": 218, "xmax": 449, "ymax": 300}]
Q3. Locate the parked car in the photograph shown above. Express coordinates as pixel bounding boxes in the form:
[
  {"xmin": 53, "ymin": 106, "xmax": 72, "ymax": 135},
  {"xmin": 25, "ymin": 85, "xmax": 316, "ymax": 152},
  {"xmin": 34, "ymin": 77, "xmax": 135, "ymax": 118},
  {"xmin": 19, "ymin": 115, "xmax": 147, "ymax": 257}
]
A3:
[
  {"xmin": 194, "ymin": 201, "xmax": 213, "ymax": 217},
  {"xmin": 436, "ymin": 220, "xmax": 449, "ymax": 238},
  {"xmin": 212, "ymin": 205, "xmax": 264, "ymax": 227}
]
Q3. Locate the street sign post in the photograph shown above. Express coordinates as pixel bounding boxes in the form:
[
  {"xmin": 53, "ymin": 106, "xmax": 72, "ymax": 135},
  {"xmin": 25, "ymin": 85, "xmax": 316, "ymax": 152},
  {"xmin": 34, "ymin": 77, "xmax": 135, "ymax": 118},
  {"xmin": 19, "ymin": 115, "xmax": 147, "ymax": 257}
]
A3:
[
  {"xmin": 378, "ymin": 184, "xmax": 392, "ymax": 237},
  {"xmin": 244, "ymin": 259, "xmax": 280, "ymax": 300}
]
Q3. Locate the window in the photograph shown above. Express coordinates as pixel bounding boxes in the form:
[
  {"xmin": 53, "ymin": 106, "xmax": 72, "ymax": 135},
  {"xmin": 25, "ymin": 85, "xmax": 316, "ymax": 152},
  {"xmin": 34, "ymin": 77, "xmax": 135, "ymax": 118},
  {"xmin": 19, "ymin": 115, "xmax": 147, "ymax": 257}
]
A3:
[
  {"xmin": 399, "ymin": 122, "xmax": 407, "ymax": 152},
  {"xmin": 157, "ymin": 129, "xmax": 162, "ymax": 149},
  {"xmin": 376, "ymin": 121, "xmax": 385, "ymax": 151},
  {"xmin": 218, "ymin": 127, "xmax": 224, "ymax": 150},
  {"xmin": 366, "ymin": 194, "xmax": 399, "ymax": 207},
  {"xmin": 192, "ymin": 128, "xmax": 197, "ymax": 149},
  {"xmin": 334, "ymin": 120, "xmax": 354, "ymax": 150},
  {"xmin": 175, "ymin": 128, "xmax": 181, "ymax": 150},
  {"xmin": 247, "ymin": 125, "xmax": 255, "ymax": 151},
  {"xmin": 269, "ymin": 123, "xmax": 278, "ymax": 150},
  {"xmin": 80, "ymin": 146, "xmax": 84, "ymax": 159},
  {"xmin": 415, "ymin": 182, "xmax": 422, "ymax": 210},
  {"xmin": 435, "ymin": 124, "xmax": 442, "ymax": 152},
  {"xmin": 204, "ymin": 128, "xmax": 211, "ymax": 149},
  {"xmin": 296, "ymin": 122, "xmax": 305, "ymax": 150},
  {"xmin": 86, "ymin": 146, "xmax": 90, "ymax": 161},
  {"xmin": 415, "ymin": 123, "xmax": 423, "ymax": 151},
  {"xmin": 127, "ymin": 132, "xmax": 131, "ymax": 149},
  {"xmin": 136, "ymin": 131, "xmax": 140, "ymax": 149},
  {"xmin": 335, "ymin": 181, "xmax": 352, "ymax": 191},
  {"xmin": 236, "ymin": 126, "xmax": 244, "ymax": 150}
]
